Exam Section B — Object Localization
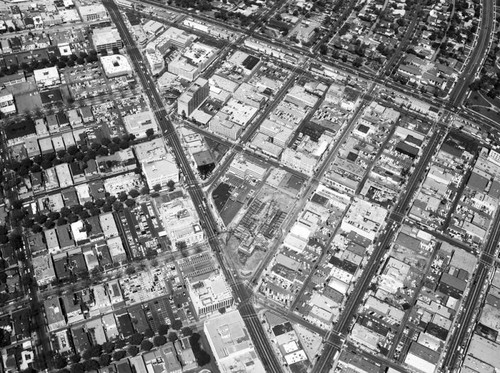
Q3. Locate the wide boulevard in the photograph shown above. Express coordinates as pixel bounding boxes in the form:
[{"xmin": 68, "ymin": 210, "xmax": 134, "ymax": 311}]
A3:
[{"xmin": 103, "ymin": 1, "xmax": 283, "ymax": 371}]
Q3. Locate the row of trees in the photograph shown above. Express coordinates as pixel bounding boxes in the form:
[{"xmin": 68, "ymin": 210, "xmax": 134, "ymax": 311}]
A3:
[
  {"xmin": 51, "ymin": 325, "xmax": 195, "ymax": 372},
  {"xmin": 7, "ymin": 133, "xmax": 139, "ymax": 177},
  {"xmin": 0, "ymin": 50, "xmax": 103, "ymax": 79}
]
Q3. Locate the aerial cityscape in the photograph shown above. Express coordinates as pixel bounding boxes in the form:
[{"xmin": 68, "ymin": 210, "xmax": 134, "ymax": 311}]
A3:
[{"xmin": 0, "ymin": 0, "xmax": 498, "ymax": 372}]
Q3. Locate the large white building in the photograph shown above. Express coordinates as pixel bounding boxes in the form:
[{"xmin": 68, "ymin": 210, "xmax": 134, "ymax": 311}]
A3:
[
  {"xmin": 168, "ymin": 42, "xmax": 217, "ymax": 81},
  {"xmin": 177, "ymin": 77, "xmax": 209, "ymax": 117},
  {"xmin": 143, "ymin": 155, "xmax": 179, "ymax": 189},
  {"xmin": 187, "ymin": 272, "xmax": 233, "ymax": 317},
  {"xmin": 34, "ymin": 67, "xmax": 60, "ymax": 88},
  {"xmin": 0, "ymin": 93, "xmax": 16, "ymax": 115},
  {"xmin": 92, "ymin": 27, "xmax": 123, "ymax": 52},
  {"xmin": 78, "ymin": 4, "xmax": 108, "ymax": 22},
  {"xmin": 160, "ymin": 197, "xmax": 204, "ymax": 247},
  {"xmin": 340, "ymin": 199, "xmax": 387, "ymax": 241},
  {"xmin": 204, "ymin": 310, "xmax": 266, "ymax": 373},
  {"xmin": 100, "ymin": 55, "xmax": 132, "ymax": 78},
  {"xmin": 123, "ymin": 110, "xmax": 158, "ymax": 139},
  {"xmin": 133, "ymin": 138, "xmax": 168, "ymax": 164},
  {"xmin": 228, "ymin": 154, "xmax": 267, "ymax": 180}
]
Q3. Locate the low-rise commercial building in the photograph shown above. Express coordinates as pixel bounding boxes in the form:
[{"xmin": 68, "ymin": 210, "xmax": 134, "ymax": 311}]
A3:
[
  {"xmin": 123, "ymin": 110, "xmax": 158, "ymax": 139},
  {"xmin": 187, "ymin": 272, "xmax": 233, "ymax": 317},
  {"xmin": 92, "ymin": 27, "xmax": 123, "ymax": 52},
  {"xmin": 177, "ymin": 77, "xmax": 209, "ymax": 117},
  {"xmin": 100, "ymin": 55, "xmax": 132, "ymax": 78},
  {"xmin": 143, "ymin": 155, "xmax": 179, "ymax": 189},
  {"xmin": 204, "ymin": 310, "xmax": 266, "ymax": 373}
]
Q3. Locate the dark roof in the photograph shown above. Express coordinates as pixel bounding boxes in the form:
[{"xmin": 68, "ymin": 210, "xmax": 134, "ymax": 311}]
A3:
[
  {"xmin": 310, "ymin": 193, "xmax": 328, "ymax": 207},
  {"xmin": 89, "ymin": 180, "xmax": 105, "ymax": 199},
  {"xmin": 68, "ymin": 250, "xmax": 87, "ymax": 275},
  {"xmin": 405, "ymin": 135, "xmax": 423, "ymax": 147},
  {"xmin": 489, "ymin": 180, "xmax": 500, "ymax": 199},
  {"xmin": 116, "ymin": 361, "xmax": 133, "ymax": 373},
  {"xmin": 40, "ymin": 88, "xmax": 63, "ymax": 104},
  {"xmin": 467, "ymin": 172, "xmax": 489, "ymax": 191},
  {"xmin": 357, "ymin": 124, "xmax": 370, "ymax": 134},
  {"xmin": 62, "ymin": 188, "xmax": 79, "ymax": 207},
  {"xmin": 56, "ymin": 111, "xmax": 69, "ymax": 125},
  {"xmin": 440, "ymin": 143, "xmax": 463, "ymax": 158},
  {"xmin": 5, "ymin": 118, "xmax": 36, "ymax": 140},
  {"xmin": 408, "ymin": 342, "xmax": 440, "ymax": 364},
  {"xmin": 346, "ymin": 231, "xmax": 371, "ymax": 248},
  {"xmin": 11, "ymin": 308, "xmax": 31, "ymax": 339},
  {"xmin": 86, "ymin": 159, "xmax": 98, "ymax": 173},
  {"xmin": 192, "ymin": 150, "xmax": 214, "ymax": 167},
  {"xmin": 440, "ymin": 272, "xmax": 466, "ymax": 292},
  {"xmin": 116, "ymin": 312, "xmax": 135, "ymax": 338},
  {"xmin": 27, "ymin": 233, "xmax": 46, "ymax": 254},
  {"xmin": 53, "ymin": 253, "xmax": 70, "ymax": 280},
  {"xmin": 0, "ymin": 72, "xmax": 25, "ymax": 84},
  {"xmin": 72, "ymin": 327, "xmax": 91, "ymax": 352},
  {"xmin": 69, "ymin": 162, "xmax": 85, "ymax": 177},
  {"xmin": 242, "ymin": 55, "xmax": 260, "ymax": 70},
  {"xmin": 395, "ymin": 233, "xmax": 421, "ymax": 251},
  {"xmin": 46, "ymin": 114, "xmax": 58, "ymax": 127},
  {"xmin": 96, "ymin": 242, "xmax": 112, "ymax": 267},
  {"xmin": 127, "ymin": 305, "xmax": 150, "ymax": 333},
  {"xmin": 323, "ymin": 286, "xmax": 343, "ymax": 303},
  {"xmin": 86, "ymin": 215, "xmax": 103, "ymax": 236},
  {"xmin": 56, "ymin": 224, "xmax": 74, "ymax": 249},
  {"xmin": 31, "ymin": 171, "xmax": 43, "ymax": 187},
  {"xmin": 396, "ymin": 141, "xmax": 419, "ymax": 158},
  {"xmin": 62, "ymin": 293, "xmax": 82, "ymax": 315}
]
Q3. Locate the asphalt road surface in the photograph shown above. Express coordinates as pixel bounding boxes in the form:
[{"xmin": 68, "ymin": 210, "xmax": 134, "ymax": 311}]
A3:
[{"xmin": 103, "ymin": 1, "xmax": 283, "ymax": 371}]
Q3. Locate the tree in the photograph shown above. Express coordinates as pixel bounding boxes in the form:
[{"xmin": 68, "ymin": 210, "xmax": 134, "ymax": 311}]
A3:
[
  {"xmin": 102, "ymin": 342, "xmax": 115, "ymax": 354},
  {"xmin": 112, "ymin": 201, "xmax": 123, "ymax": 212},
  {"xmin": 141, "ymin": 186, "xmax": 150, "ymax": 195},
  {"xmin": 95, "ymin": 199, "xmax": 105, "ymax": 208},
  {"xmin": 146, "ymin": 128, "xmax": 155, "ymax": 138},
  {"xmin": 70, "ymin": 363, "xmax": 85, "ymax": 373},
  {"xmin": 129, "ymin": 189, "xmax": 140, "ymax": 198},
  {"xmin": 99, "ymin": 354, "xmax": 111, "ymax": 367},
  {"xmin": 9, "ymin": 233, "xmax": 24, "ymax": 250},
  {"xmin": 90, "ymin": 207, "xmax": 101, "ymax": 216},
  {"xmin": 60, "ymin": 206, "xmax": 71, "ymax": 217},
  {"xmin": 189, "ymin": 333, "xmax": 211, "ymax": 366},
  {"xmin": 57, "ymin": 217, "xmax": 67, "ymax": 226},
  {"xmin": 44, "ymin": 220, "xmax": 55, "ymax": 229},
  {"xmin": 153, "ymin": 335, "xmax": 167, "ymax": 347},
  {"xmin": 182, "ymin": 326, "xmax": 193, "ymax": 337},
  {"xmin": 118, "ymin": 192, "xmax": 128, "ymax": 202},
  {"xmin": 166, "ymin": 180, "xmax": 175, "ymax": 192},
  {"xmin": 167, "ymin": 332, "xmax": 178, "ymax": 343},
  {"xmin": 0, "ymin": 235, "xmax": 9, "ymax": 244},
  {"xmin": 158, "ymin": 324, "xmax": 170, "ymax": 335},
  {"xmin": 128, "ymin": 332, "xmax": 143, "ymax": 345},
  {"xmin": 172, "ymin": 319, "xmax": 183, "ymax": 330},
  {"xmin": 127, "ymin": 345, "xmax": 139, "ymax": 357},
  {"xmin": 144, "ymin": 329, "xmax": 154, "ymax": 338},
  {"xmin": 124, "ymin": 199, "xmax": 136, "ymax": 208},
  {"xmin": 32, "ymin": 224, "xmax": 43, "ymax": 233},
  {"xmin": 69, "ymin": 354, "xmax": 81, "ymax": 364},
  {"xmin": 102, "ymin": 204, "xmax": 112, "ymax": 213},
  {"xmin": 115, "ymin": 339, "xmax": 127, "ymax": 349},
  {"xmin": 112, "ymin": 350, "xmax": 126, "ymax": 361},
  {"xmin": 34, "ymin": 213, "xmax": 47, "ymax": 225},
  {"xmin": 82, "ymin": 359, "xmax": 100, "ymax": 372},
  {"xmin": 141, "ymin": 340, "xmax": 153, "ymax": 351}
]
